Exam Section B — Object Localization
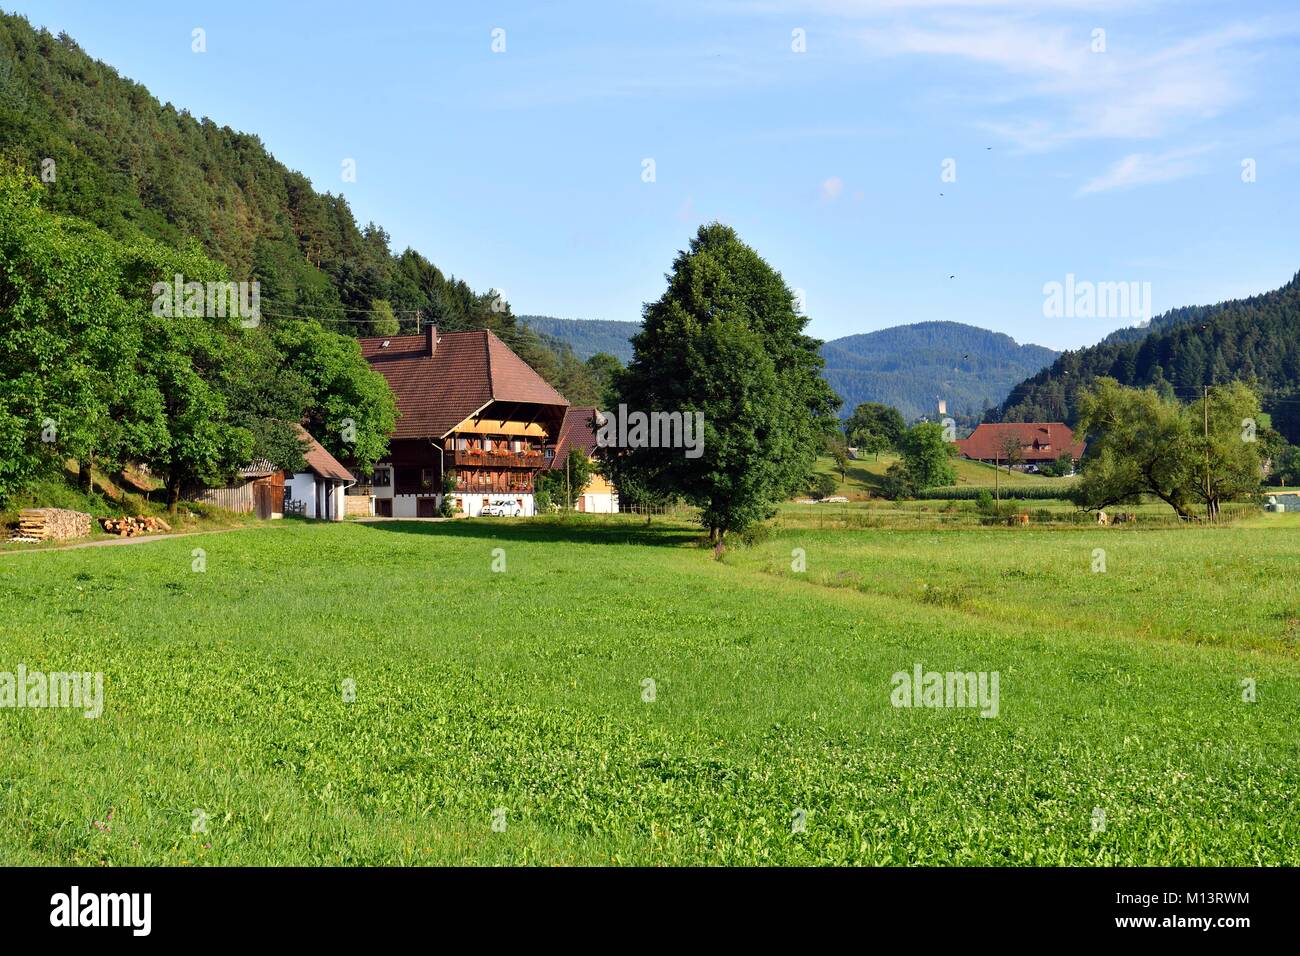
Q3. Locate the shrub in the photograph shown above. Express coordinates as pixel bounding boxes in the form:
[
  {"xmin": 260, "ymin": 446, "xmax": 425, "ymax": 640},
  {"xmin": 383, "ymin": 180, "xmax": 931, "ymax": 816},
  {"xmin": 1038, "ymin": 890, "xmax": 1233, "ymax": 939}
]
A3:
[
  {"xmin": 808, "ymin": 473, "xmax": 838, "ymax": 500},
  {"xmin": 878, "ymin": 462, "xmax": 918, "ymax": 500}
]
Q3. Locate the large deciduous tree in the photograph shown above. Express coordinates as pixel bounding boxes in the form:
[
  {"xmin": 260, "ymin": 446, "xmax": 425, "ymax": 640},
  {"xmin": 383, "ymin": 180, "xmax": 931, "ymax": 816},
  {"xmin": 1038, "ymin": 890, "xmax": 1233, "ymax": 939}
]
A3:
[
  {"xmin": 1072, "ymin": 377, "xmax": 1263, "ymax": 520},
  {"xmin": 607, "ymin": 223, "xmax": 839, "ymax": 541},
  {"xmin": 897, "ymin": 421, "xmax": 957, "ymax": 490},
  {"xmin": 845, "ymin": 402, "xmax": 905, "ymax": 461}
]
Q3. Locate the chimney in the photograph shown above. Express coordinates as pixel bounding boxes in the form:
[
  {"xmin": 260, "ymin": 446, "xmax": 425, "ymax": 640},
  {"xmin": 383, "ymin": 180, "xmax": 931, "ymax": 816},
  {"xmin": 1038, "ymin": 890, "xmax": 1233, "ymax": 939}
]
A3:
[{"xmin": 426, "ymin": 324, "xmax": 438, "ymax": 357}]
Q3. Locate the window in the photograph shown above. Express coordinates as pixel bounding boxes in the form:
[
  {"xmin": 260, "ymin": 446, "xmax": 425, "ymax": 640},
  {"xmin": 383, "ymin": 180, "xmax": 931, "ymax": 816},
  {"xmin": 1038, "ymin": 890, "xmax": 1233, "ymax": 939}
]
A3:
[
  {"xmin": 420, "ymin": 468, "xmax": 436, "ymax": 490},
  {"xmin": 371, "ymin": 467, "xmax": 391, "ymax": 487}
]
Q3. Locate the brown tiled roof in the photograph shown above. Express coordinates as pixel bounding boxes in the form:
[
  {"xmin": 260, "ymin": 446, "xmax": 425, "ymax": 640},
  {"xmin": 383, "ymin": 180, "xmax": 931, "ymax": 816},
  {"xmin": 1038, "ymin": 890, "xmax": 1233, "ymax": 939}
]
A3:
[
  {"xmin": 293, "ymin": 424, "xmax": 354, "ymax": 482},
  {"xmin": 550, "ymin": 407, "xmax": 603, "ymax": 469},
  {"xmin": 954, "ymin": 422, "xmax": 1085, "ymax": 462},
  {"xmin": 359, "ymin": 328, "xmax": 568, "ymax": 439}
]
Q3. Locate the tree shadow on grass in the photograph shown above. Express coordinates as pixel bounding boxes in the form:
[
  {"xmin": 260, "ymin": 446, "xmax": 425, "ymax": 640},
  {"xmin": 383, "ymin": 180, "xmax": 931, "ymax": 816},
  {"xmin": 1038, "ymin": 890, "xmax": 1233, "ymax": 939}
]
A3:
[{"xmin": 355, "ymin": 516, "xmax": 702, "ymax": 549}]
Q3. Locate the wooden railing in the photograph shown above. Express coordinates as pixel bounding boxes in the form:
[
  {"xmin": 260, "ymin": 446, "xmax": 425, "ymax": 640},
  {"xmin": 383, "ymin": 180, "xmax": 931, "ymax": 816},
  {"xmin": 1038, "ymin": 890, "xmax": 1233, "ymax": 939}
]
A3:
[{"xmin": 451, "ymin": 449, "xmax": 545, "ymax": 469}]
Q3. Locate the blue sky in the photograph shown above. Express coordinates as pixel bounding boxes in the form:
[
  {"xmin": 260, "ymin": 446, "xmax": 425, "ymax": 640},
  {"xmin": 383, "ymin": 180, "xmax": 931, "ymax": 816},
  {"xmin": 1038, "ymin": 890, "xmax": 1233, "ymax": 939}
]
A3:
[{"xmin": 12, "ymin": 0, "xmax": 1300, "ymax": 350}]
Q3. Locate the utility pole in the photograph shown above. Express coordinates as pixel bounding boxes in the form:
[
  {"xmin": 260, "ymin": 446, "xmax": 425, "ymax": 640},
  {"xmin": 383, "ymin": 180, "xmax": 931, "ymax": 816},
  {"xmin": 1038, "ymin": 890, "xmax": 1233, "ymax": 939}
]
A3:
[{"xmin": 1204, "ymin": 384, "xmax": 1212, "ymax": 522}]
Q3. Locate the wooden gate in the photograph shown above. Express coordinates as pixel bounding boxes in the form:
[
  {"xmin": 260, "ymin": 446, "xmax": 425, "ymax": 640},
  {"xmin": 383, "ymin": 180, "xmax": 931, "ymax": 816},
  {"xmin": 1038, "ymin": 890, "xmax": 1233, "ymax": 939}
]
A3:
[{"xmin": 254, "ymin": 482, "xmax": 284, "ymax": 519}]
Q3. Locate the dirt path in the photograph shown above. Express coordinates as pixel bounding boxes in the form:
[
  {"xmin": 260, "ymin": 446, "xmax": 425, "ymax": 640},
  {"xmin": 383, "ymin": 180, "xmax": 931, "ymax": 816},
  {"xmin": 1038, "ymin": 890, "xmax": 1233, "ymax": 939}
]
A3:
[{"xmin": 0, "ymin": 524, "xmax": 261, "ymax": 557}]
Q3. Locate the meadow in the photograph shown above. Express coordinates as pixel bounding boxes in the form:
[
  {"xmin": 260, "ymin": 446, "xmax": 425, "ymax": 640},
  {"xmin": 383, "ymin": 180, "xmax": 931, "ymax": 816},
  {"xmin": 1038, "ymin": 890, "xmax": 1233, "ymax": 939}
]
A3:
[{"xmin": 1, "ymin": 512, "xmax": 1298, "ymax": 865}]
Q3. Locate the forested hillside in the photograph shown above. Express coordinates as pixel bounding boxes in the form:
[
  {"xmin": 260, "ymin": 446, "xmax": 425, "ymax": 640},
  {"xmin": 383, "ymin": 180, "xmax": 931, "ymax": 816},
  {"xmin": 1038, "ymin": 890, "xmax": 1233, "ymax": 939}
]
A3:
[
  {"xmin": 0, "ymin": 11, "xmax": 607, "ymax": 404},
  {"xmin": 997, "ymin": 274, "xmax": 1300, "ymax": 442},
  {"xmin": 519, "ymin": 315, "xmax": 638, "ymax": 362},
  {"xmin": 820, "ymin": 321, "xmax": 1057, "ymax": 423}
]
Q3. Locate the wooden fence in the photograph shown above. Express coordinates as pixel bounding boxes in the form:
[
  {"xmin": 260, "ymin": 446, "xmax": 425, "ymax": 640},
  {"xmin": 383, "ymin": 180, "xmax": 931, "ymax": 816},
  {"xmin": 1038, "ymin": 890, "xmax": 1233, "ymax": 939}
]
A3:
[
  {"xmin": 618, "ymin": 501, "xmax": 696, "ymax": 518},
  {"xmin": 193, "ymin": 484, "xmax": 254, "ymax": 513}
]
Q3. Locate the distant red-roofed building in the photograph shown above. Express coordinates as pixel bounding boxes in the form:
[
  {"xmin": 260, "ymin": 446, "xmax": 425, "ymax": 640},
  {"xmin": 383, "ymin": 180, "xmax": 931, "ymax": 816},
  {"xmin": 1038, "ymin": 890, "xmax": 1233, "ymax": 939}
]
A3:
[
  {"xmin": 954, "ymin": 422, "xmax": 1085, "ymax": 470},
  {"xmin": 357, "ymin": 326, "xmax": 569, "ymax": 517}
]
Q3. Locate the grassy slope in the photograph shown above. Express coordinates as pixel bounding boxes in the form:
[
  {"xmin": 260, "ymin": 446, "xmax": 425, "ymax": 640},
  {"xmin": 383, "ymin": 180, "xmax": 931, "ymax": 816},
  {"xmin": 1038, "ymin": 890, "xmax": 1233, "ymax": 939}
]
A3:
[
  {"xmin": 815, "ymin": 453, "xmax": 1073, "ymax": 500},
  {"xmin": 1, "ymin": 516, "xmax": 1297, "ymax": 865}
]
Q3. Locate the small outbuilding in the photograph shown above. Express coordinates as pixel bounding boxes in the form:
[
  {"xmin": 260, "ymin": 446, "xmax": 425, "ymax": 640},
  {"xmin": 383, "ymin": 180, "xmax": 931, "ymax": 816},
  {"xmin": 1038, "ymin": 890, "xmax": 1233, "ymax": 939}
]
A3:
[{"xmin": 283, "ymin": 425, "xmax": 354, "ymax": 521}]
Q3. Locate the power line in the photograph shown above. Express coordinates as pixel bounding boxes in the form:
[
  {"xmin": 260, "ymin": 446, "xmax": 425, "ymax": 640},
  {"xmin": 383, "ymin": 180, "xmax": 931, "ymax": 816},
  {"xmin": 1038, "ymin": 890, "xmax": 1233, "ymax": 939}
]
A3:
[{"xmin": 259, "ymin": 298, "xmax": 424, "ymax": 315}]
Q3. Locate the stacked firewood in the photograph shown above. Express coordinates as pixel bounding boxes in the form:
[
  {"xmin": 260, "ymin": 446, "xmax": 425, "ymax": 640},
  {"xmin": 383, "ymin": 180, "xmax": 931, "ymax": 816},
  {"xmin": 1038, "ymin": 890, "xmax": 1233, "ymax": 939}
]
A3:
[
  {"xmin": 99, "ymin": 515, "xmax": 172, "ymax": 536},
  {"xmin": 13, "ymin": 508, "xmax": 92, "ymax": 542}
]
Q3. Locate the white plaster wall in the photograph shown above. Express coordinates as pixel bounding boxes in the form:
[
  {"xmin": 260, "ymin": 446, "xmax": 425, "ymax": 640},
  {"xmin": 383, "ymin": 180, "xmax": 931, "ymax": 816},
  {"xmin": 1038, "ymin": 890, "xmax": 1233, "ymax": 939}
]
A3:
[
  {"xmin": 580, "ymin": 493, "xmax": 619, "ymax": 514},
  {"xmin": 287, "ymin": 472, "xmax": 317, "ymax": 518}
]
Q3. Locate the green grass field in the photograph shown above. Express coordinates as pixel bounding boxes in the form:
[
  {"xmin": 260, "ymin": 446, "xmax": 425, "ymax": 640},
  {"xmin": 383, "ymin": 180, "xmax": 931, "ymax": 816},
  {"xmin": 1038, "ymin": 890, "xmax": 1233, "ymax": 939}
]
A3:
[{"xmin": 2, "ymin": 514, "xmax": 1298, "ymax": 865}]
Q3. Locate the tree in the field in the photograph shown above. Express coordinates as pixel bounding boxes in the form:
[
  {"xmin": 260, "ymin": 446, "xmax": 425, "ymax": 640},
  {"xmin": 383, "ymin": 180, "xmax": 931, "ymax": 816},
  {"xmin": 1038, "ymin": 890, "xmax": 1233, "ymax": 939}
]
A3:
[
  {"xmin": 845, "ymin": 402, "xmax": 905, "ymax": 460},
  {"xmin": 897, "ymin": 421, "xmax": 956, "ymax": 489},
  {"xmin": 878, "ymin": 461, "xmax": 917, "ymax": 500},
  {"xmin": 1185, "ymin": 381, "xmax": 1265, "ymax": 521},
  {"xmin": 1273, "ymin": 444, "xmax": 1300, "ymax": 486},
  {"xmin": 1070, "ymin": 377, "xmax": 1237, "ymax": 520},
  {"xmin": 271, "ymin": 320, "xmax": 397, "ymax": 470},
  {"xmin": 824, "ymin": 429, "xmax": 850, "ymax": 481},
  {"xmin": 997, "ymin": 432, "xmax": 1024, "ymax": 473},
  {"xmin": 808, "ymin": 471, "xmax": 838, "ymax": 500},
  {"xmin": 607, "ymin": 223, "xmax": 839, "ymax": 542}
]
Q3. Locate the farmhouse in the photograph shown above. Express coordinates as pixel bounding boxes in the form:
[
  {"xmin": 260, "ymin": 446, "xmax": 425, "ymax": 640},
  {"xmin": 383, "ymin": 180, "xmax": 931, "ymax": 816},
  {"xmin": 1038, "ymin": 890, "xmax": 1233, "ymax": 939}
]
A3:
[
  {"xmin": 954, "ymin": 422, "xmax": 1085, "ymax": 469},
  {"xmin": 548, "ymin": 406, "xmax": 620, "ymax": 513},
  {"xmin": 194, "ymin": 424, "xmax": 353, "ymax": 520},
  {"xmin": 357, "ymin": 326, "xmax": 569, "ymax": 517}
]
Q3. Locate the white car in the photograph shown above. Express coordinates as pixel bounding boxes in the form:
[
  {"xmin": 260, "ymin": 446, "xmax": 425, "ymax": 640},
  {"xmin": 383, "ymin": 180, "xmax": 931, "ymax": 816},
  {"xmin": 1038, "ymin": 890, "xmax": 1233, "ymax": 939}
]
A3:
[{"xmin": 482, "ymin": 498, "xmax": 523, "ymax": 517}]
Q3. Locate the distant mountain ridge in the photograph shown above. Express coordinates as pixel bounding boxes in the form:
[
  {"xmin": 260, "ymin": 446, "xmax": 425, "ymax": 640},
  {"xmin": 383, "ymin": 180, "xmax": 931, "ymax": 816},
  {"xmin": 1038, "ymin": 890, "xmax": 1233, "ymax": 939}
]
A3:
[
  {"xmin": 519, "ymin": 316, "xmax": 639, "ymax": 362},
  {"xmin": 523, "ymin": 314, "xmax": 1058, "ymax": 423},
  {"xmin": 820, "ymin": 322, "xmax": 1058, "ymax": 422},
  {"xmin": 996, "ymin": 272, "xmax": 1300, "ymax": 442}
]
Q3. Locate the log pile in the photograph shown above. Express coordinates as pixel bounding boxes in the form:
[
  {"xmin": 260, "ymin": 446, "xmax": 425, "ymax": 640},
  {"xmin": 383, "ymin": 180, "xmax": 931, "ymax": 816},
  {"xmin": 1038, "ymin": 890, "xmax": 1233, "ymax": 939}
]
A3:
[
  {"xmin": 99, "ymin": 515, "xmax": 171, "ymax": 537},
  {"xmin": 12, "ymin": 508, "xmax": 92, "ymax": 542}
]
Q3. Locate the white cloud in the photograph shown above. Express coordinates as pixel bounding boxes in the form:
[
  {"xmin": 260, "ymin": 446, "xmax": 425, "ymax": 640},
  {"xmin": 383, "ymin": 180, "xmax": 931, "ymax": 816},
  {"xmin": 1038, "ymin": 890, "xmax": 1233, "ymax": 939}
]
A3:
[
  {"xmin": 856, "ymin": 17, "xmax": 1269, "ymax": 151},
  {"xmin": 1075, "ymin": 144, "xmax": 1215, "ymax": 195},
  {"xmin": 820, "ymin": 175, "xmax": 846, "ymax": 200}
]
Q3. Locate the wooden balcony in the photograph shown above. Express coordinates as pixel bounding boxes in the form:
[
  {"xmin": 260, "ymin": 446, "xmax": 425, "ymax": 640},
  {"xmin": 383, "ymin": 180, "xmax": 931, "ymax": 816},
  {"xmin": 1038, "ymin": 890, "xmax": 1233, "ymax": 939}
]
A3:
[{"xmin": 451, "ymin": 449, "xmax": 545, "ymax": 469}]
